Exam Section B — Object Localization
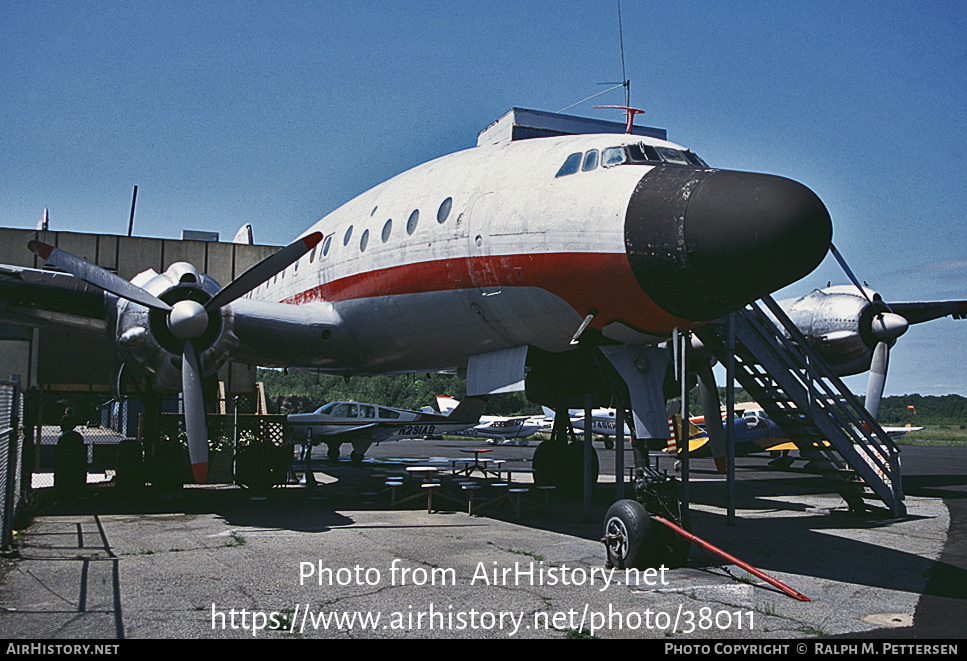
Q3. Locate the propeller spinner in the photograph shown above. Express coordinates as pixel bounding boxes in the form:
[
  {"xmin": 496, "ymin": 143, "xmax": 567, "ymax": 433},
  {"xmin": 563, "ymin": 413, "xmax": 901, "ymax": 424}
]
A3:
[
  {"xmin": 829, "ymin": 243, "xmax": 908, "ymax": 420},
  {"xmin": 28, "ymin": 232, "xmax": 322, "ymax": 483}
]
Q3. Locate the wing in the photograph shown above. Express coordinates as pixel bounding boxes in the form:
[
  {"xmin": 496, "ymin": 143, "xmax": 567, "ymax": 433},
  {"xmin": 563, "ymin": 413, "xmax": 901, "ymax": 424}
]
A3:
[
  {"xmin": 888, "ymin": 301, "xmax": 967, "ymax": 325},
  {"xmin": 0, "ymin": 264, "xmax": 109, "ymax": 334}
]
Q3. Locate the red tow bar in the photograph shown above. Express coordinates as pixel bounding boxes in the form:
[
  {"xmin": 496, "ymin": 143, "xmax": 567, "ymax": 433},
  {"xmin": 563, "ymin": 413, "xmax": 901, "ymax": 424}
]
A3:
[{"xmin": 652, "ymin": 516, "xmax": 811, "ymax": 602}]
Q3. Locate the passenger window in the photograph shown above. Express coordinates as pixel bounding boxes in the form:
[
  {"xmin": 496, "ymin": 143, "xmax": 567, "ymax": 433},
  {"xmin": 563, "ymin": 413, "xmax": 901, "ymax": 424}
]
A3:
[
  {"xmin": 382, "ymin": 219, "xmax": 392, "ymax": 243},
  {"xmin": 406, "ymin": 209, "xmax": 419, "ymax": 235},
  {"xmin": 332, "ymin": 403, "xmax": 354, "ymax": 418},
  {"xmin": 555, "ymin": 152, "xmax": 582, "ymax": 177},
  {"xmin": 601, "ymin": 146, "xmax": 626, "ymax": 167},
  {"xmin": 360, "ymin": 229, "xmax": 369, "ymax": 252},
  {"xmin": 379, "ymin": 408, "xmax": 401, "ymax": 419},
  {"xmin": 309, "ymin": 245, "xmax": 317, "ymax": 263},
  {"xmin": 582, "ymin": 150, "xmax": 599, "ymax": 171},
  {"xmin": 360, "ymin": 405, "xmax": 376, "ymax": 419},
  {"xmin": 322, "ymin": 235, "xmax": 332, "ymax": 256},
  {"xmin": 343, "ymin": 225, "xmax": 354, "ymax": 246},
  {"xmin": 438, "ymin": 197, "xmax": 452, "ymax": 223}
]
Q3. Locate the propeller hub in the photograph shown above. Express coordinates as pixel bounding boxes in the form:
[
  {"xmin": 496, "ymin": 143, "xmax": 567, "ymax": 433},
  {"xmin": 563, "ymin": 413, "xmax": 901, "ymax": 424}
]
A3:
[
  {"xmin": 871, "ymin": 312, "xmax": 909, "ymax": 343},
  {"xmin": 167, "ymin": 300, "xmax": 209, "ymax": 339}
]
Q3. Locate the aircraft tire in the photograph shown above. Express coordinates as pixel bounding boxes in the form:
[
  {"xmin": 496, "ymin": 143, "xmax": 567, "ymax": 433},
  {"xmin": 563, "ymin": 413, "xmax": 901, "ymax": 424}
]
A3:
[
  {"xmin": 561, "ymin": 441, "xmax": 599, "ymax": 492},
  {"xmin": 603, "ymin": 499, "xmax": 663, "ymax": 570},
  {"xmin": 350, "ymin": 450, "xmax": 365, "ymax": 464},
  {"xmin": 326, "ymin": 444, "xmax": 340, "ymax": 461},
  {"xmin": 532, "ymin": 440, "xmax": 565, "ymax": 487}
]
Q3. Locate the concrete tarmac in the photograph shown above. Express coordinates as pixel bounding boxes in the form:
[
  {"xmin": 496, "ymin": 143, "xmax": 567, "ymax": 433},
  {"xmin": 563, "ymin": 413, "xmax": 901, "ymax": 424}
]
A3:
[{"xmin": 0, "ymin": 440, "xmax": 964, "ymax": 640}]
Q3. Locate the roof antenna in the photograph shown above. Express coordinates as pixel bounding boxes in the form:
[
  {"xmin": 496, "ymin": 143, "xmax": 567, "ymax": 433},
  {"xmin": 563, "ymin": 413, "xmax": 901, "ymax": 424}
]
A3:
[
  {"xmin": 593, "ymin": 1, "xmax": 644, "ymax": 134},
  {"xmin": 555, "ymin": 0, "xmax": 632, "ymax": 115},
  {"xmin": 617, "ymin": 0, "xmax": 629, "ymax": 108}
]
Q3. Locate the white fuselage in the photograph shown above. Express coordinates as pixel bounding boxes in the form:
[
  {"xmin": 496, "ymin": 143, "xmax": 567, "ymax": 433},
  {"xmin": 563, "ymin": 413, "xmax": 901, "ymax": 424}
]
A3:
[{"xmin": 242, "ymin": 133, "xmax": 692, "ymax": 375}]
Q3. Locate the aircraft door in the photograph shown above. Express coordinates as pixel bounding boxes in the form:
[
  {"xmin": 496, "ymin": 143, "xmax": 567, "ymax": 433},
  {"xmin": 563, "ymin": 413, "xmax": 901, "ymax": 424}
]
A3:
[{"xmin": 466, "ymin": 192, "xmax": 503, "ymax": 293}]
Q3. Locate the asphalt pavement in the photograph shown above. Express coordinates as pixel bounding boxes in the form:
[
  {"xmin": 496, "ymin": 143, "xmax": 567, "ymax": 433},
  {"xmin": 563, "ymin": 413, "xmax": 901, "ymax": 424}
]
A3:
[{"xmin": 0, "ymin": 438, "xmax": 964, "ymax": 640}]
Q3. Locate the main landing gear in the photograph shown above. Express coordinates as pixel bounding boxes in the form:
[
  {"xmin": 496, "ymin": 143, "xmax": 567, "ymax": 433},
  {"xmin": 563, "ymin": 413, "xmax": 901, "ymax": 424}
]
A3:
[
  {"xmin": 325, "ymin": 441, "xmax": 366, "ymax": 464},
  {"xmin": 532, "ymin": 409, "xmax": 598, "ymax": 491},
  {"xmin": 603, "ymin": 466, "xmax": 689, "ymax": 570}
]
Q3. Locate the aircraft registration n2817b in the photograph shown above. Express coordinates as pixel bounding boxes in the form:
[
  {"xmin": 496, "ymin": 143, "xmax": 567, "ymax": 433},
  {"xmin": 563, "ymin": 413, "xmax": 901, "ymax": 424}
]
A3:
[{"xmin": 9, "ymin": 111, "xmax": 833, "ymax": 482}]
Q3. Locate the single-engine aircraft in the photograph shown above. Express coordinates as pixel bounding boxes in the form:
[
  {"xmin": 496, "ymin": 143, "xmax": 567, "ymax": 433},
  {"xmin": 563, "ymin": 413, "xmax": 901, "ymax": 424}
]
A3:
[
  {"xmin": 0, "ymin": 109, "xmax": 833, "ymax": 503},
  {"xmin": 287, "ymin": 397, "xmax": 486, "ymax": 462},
  {"xmin": 432, "ymin": 395, "xmax": 543, "ymax": 444}
]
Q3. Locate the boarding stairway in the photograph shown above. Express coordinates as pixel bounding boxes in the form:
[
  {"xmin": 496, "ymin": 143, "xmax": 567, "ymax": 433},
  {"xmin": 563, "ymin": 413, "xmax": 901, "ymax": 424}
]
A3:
[{"xmin": 694, "ymin": 296, "xmax": 906, "ymax": 517}]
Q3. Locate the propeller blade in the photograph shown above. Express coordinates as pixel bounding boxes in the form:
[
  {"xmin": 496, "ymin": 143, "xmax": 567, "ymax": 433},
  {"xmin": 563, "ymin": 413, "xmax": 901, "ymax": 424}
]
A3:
[
  {"xmin": 182, "ymin": 340, "xmax": 209, "ymax": 484},
  {"xmin": 864, "ymin": 341, "xmax": 890, "ymax": 421},
  {"xmin": 696, "ymin": 362, "xmax": 727, "ymax": 473},
  {"xmin": 829, "ymin": 243, "xmax": 894, "ymax": 313},
  {"xmin": 28, "ymin": 241, "xmax": 172, "ymax": 312},
  {"xmin": 205, "ymin": 232, "xmax": 323, "ymax": 310}
]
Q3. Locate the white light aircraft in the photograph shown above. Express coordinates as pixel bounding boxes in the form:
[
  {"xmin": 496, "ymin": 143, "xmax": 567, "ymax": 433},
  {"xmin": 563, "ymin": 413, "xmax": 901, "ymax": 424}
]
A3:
[
  {"xmin": 0, "ymin": 108, "xmax": 833, "ymax": 487},
  {"xmin": 433, "ymin": 395, "xmax": 542, "ymax": 444}
]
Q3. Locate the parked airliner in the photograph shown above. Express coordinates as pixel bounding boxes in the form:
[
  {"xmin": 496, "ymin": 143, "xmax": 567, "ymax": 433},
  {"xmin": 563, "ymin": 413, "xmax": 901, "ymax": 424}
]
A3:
[{"xmin": 2, "ymin": 109, "xmax": 833, "ymax": 483}]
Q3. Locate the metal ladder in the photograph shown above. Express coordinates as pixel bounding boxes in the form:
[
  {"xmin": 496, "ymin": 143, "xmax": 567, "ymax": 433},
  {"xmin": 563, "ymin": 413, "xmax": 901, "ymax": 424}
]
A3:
[{"xmin": 694, "ymin": 296, "xmax": 906, "ymax": 517}]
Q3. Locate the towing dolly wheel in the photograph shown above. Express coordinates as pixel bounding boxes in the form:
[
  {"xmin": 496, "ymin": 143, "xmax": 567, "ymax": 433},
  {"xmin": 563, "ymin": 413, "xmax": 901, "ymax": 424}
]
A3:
[{"xmin": 603, "ymin": 499, "xmax": 658, "ymax": 570}]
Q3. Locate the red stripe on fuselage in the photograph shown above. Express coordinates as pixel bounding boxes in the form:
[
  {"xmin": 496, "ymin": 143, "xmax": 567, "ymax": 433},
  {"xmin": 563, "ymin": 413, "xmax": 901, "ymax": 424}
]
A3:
[{"xmin": 282, "ymin": 252, "xmax": 698, "ymax": 336}]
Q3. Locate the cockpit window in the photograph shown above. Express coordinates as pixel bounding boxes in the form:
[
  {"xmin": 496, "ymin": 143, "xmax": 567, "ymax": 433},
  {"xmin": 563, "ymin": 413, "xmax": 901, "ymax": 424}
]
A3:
[
  {"xmin": 555, "ymin": 152, "xmax": 583, "ymax": 177},
  {"xmin": 627, "ymin": 143, "xmax": 662, "ymax": 163},
  {"xmin": 561, "ymin": 144, "xmax": 708, "ymax": 175},
  {"xmin": 656, "ymin": 146, "xmax": 690, "ymax": 165},
  {"xmin": 683, "ymin": 150, "xmax": 709, "ymax": 167},
  {"xmin": 601, "ymin": 146, "xmax": 627, "ymax": 167}
]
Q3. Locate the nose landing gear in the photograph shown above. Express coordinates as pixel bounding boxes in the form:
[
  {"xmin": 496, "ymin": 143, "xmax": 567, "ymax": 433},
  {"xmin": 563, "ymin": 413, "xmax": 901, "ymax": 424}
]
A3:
[{"xmin": 603, "ymin": 466, "xmax": 689, "ymax": 570}]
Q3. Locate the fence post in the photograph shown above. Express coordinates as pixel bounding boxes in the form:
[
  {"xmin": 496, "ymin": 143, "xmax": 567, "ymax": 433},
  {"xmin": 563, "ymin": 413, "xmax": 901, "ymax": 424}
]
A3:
[{"xmin": 233, "ymin": 396, "xmax": 239, "ymax": 485}]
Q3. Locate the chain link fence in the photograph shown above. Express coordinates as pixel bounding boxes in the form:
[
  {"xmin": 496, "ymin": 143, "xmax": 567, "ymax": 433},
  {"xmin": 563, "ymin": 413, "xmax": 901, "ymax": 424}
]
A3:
[{"xmin": 0, "ymin": 378, "xmax": 23, "ymax": 552}]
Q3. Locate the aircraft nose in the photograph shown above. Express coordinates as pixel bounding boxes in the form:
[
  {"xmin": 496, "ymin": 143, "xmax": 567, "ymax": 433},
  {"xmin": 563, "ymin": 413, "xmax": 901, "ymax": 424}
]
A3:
[{"xmin": 625, "ymin": 168, "xmax": 832, "ymax": 322}]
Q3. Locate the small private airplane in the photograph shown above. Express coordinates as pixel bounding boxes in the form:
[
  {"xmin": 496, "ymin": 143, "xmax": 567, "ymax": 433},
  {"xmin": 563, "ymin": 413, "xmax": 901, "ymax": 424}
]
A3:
[
  {"xmin": 432, "ymin": 395, "xmax": 543, "ymax": 444},
  {"xmin": 287, "ymin": 397, "xmax": 486, "ymax": 462},
  {"xmin": 682, "ymin": 280, "xmax": 964, "ymax": 472},
  {"xmin": 538, "ymin": 405, "xmax": 632, "ymax": 449},
  {"xmin": 678, "ymin": 403, "xmax": 925, "ymax": 474},
  {"xmin": 0, "ymin": 107, "xmax": 833, "ymax": 488}
]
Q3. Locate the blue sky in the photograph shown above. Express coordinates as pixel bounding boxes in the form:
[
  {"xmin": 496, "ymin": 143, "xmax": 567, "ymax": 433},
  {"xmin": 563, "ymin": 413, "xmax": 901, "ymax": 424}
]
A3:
[{"xmin": 1, "ymin": 1, "xmax": 965, "ymax": 396}]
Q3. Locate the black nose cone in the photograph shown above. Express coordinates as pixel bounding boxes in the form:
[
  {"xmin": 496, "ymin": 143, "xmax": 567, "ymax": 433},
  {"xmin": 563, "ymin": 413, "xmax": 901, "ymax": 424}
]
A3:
[{"xmin": 625, "ymin": 167, "xmax": 832, "ymax": 322}]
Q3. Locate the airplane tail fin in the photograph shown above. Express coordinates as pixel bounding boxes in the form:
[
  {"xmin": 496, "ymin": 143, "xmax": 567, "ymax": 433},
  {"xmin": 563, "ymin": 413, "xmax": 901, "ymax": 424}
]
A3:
[
  {"xmin": 233, "ymin": 223, "xmax": 254, "ymax": 245},
  {"xmin": 541, "ymin": 406, "xmax": 555, "ymax": 419},
  {"xmin": 446, "ymin": 396, "xmax": 486, "ymax": 424},
  {"xmin": 668, "ymin": 415, "xmax": 713, "ymax": 459},
  {"xmin": 436, "ymin": 394, "xmax": 460, "ymax": 414}
]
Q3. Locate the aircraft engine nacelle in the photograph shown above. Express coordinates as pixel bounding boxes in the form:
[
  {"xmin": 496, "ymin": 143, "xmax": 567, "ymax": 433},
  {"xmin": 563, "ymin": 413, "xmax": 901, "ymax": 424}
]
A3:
[
  {"xmin": 114, "ymin": 262, "xmax": 239, "ymax": 393},
  {"xmin": 782, "ymin": 286, "xmax": 904, "ymax": 377}
]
